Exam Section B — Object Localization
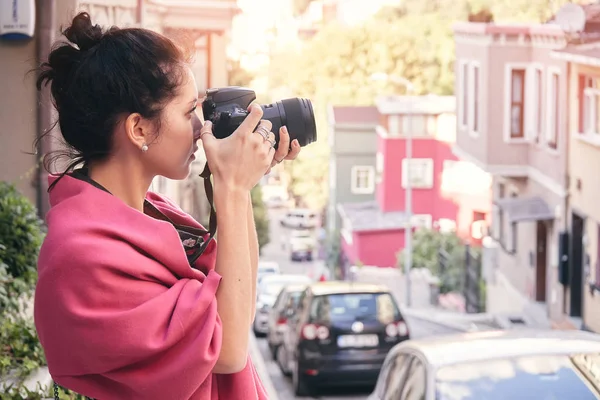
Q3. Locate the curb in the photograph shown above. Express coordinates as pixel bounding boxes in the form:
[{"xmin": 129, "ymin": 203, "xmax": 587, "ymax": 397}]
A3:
[
  {"xmin": 402, "ymin": 308, "xmax": 502, "ymax": 333},
  {"xmin": 249, "ymin": 332, "xmax": 279, "ymax": 400}
]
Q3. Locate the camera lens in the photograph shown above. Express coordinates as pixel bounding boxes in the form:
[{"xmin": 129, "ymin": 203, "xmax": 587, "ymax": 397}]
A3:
[{"xmin": 279, "ymin": 98, "xmax": 317, "ymax": 147}]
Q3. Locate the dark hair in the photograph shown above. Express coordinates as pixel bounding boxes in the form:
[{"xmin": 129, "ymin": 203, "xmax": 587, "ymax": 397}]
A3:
[{"xmin": 36, "ymin": 12, "xmax": 191, "ymax": 183}]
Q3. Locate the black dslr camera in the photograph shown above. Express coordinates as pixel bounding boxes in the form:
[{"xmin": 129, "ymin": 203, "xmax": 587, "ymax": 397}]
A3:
[{"xmin": 202, "ymin": 87, "xmax": 317, "ymax": 149}]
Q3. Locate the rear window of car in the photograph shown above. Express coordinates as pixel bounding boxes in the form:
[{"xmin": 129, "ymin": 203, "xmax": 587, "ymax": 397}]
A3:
[
  {"xmin": 309, "ymin": 292, "xmax": 401, "ymax": 325},
  {"xmin": 436, "ymin": 354, "xmax": 600, "ymax": 400}
]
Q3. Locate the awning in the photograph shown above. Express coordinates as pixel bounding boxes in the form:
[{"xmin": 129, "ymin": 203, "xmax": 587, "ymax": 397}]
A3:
[{"xmin": 494, "ymin": 196, "xmax": 555, "ymax": 223}]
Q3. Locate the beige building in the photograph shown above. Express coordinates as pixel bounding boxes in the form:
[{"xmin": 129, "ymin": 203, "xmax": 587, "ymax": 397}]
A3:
[
  {"xmin": 452, "ymin": 21, "xmax": 573, "ymax": 328},
  {"xmin": 553, "ymin": 43, "xmax": 600, "ymax": 333},
  {"xmin": 0, "ymin": 0, "xmax": 239, "ymax": 222}
]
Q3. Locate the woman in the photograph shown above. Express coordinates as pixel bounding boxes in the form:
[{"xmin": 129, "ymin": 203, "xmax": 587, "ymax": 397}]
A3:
[{"xmin": 33, "ymin": 12, "xmax": 300, "ymax": 400}]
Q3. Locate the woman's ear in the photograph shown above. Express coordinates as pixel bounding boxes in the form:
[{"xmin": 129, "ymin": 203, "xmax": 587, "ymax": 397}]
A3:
[{"xmin": 124, "ymin": 113, "xmax": 155, "ymax": 150}]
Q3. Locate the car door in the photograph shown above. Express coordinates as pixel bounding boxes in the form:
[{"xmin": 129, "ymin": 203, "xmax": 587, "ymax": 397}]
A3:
[
  {"xmin": 400, "ymin": 356, "xmax": 427, "ymax": 400},
  {"xmin": 371, "ymin": 351, "xmax": 427, "ymax": 400},
  {"xmin": 288, "ymin": 290, "xmax": 311, "ymax": 363},
  {"xmin": 375, "ymin": 353, "xmax": 413, "ymax": 400},
  {"xmin": 267, "ymin": 290, "xmax": 288, "ymax": 344}
]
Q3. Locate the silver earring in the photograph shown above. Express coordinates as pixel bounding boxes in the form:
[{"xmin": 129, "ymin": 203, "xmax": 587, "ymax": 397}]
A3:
[{"xmin": 141, "ymin": 144, "xmax": 148, "ymax": 153}]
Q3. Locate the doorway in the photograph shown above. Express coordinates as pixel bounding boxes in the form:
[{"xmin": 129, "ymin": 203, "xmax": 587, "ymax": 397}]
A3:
[
  {"xmin": 570, "ymin": 213, "xmax": 585, "ymax": 318},
  {"xmin": 535, "ymin": 222, "xmax": 547, "ymax": 302}
]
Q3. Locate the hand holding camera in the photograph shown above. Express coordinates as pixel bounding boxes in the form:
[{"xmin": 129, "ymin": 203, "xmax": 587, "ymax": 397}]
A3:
[
  {"xmin": 200, "ymin": 86, "xmax": 317, "ymax": 191},
  {"xmin": 200, "ymin": 104, "xmax": 274, "ymax": 193}
]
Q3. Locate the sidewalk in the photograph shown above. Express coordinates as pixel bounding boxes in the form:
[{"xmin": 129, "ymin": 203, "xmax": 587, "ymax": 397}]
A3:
[{"xmin": 249, "ymin": 331, "xmax": 279, "ymax": 400}]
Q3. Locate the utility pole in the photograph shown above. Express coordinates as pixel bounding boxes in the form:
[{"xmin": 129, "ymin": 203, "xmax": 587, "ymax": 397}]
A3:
[{"xmin": 369, "ymin": 72, "xmax": 415, "ymax": 307}]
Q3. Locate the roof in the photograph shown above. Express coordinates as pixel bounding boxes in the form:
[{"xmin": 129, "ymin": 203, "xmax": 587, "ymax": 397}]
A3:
[
  {"xmin": 454, "ymin": 3, "xmax": 600, "ymax": 39},
  {"xmin": 396, "ymin": 329, "xmax": 600, "ymax": 368},
  {"xmin": 453, "ymin": 22, "xmax": 564, "ymax": 37},
  {"xmin": 308, "ymin": 281, "xmax": 389, "ymax": 296},
  {"xmin": 337, "ymin": 201, "xmax": 408, "ymax": 232},
  {"xmin": 494, "ymin": 196, "xmax": 554, "ymax": 222},
  {"xmin": 552, "ymin": 42, "xmax": 600, "ymax": 66},
  {"xmin": 330, "ymin": 106, "xmax": 379, "ymax": 126},
  {"xmin": 375, "ymin": 95, "xmax": 455, "ymax": 115}
]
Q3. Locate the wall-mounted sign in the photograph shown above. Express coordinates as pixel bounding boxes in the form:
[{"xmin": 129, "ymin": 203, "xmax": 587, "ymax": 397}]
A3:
[{"xmin": 0, "ymin": 0, "xmax": 35, "ymax": 40}]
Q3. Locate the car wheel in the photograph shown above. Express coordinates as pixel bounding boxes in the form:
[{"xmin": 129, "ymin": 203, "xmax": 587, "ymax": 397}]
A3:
[
  {"xmin": 277, "ymin": 345, "xmax": 291, "ymax": 376},
  {"xmin": 252, "ymin": 320, "xmax": 265, "ymax": 337},
  {"xmin": 293, "ymin": 361, "xmax": 312, "ymax": 397},
  {"xmin": 269, "ymin": 343, "xmax": 278, "ymax": 360}
]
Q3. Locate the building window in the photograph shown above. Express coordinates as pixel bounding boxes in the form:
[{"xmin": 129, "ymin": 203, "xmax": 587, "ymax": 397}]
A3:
[
  {"xmin": 401, "ymin": 115, "xmax": 436, "ymax": 137},
  {"xmin": 437, "ymin": 218, "xmax": 457, "ymax": 233},
  {"xmin": 546, "ymin": 69, "xmax": 560, "ymax": 149},
  {"xmin": 579, "ymin": 75, "xmax": 600, "ymax": 133},
  {"xmin": 469, "ymin": 63, "xmax": 480, "ymax": 135},
  {"xmin": 411, "ymin": 214, "xmax": 433, "ymax": 230},
  {"xmin": 388, "ymin": 115, "xmax": 400, "ymax": 136},
  {"xmin": 507, "ymin": 222, "xmax": 518, "ymax": 253},
  {"xmin": 584, "ymin": 83, "xmax": 600, "ymax": 136},
  {"xmin": 530, "ymin": 67, "xmax": 543, "ymax": 142},
  {"xmin": 459, "ymin": 60, "xmax": 469, "ymax": 128},
  {"xmin": 376, "ymin": 152, "xmax": 384, "ymax": 184},
  {"xmin": 401, "ymin": 158, "xmax": 434, "ymax": 189},
  {"xmin": 471, "ymin": 211, "xmax": 487, "ymax": 240},
  {"xmin": 509, "ymin": 68, "xmax": 526, "ymax": 139},
  {"xmin": 350, "ymin": 166, "xmax": 375, "ymax": 194},
  {"xmin": 459, "ymin": 60, "xmax": 479, "ymax": 135}
]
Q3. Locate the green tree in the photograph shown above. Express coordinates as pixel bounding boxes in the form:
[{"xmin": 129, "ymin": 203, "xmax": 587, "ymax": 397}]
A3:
[
  {"xmin": 0, "ymin": 182, "xmax": 47, "ymax": 394},
  {"xmin": 227, "ymin": 58, "xmax": 255, "ymax": 88},
  {"xmin": 396, "ymin": 228, "xmax": 481, "ymax": 294},
  {"xmin": 251, "ymin": 185, "xmax": 270, "ymax": 254}
]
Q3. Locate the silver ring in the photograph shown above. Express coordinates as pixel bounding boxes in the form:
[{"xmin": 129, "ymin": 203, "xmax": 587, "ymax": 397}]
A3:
[
  {"xmin": 267, "ymin": 139, "xmax": 276, "ymax": 149},
  {"xmin": 275, "ymin": 157, "xmax": 283, "ymax": 164},
  {"xmin": 255, "ymin": 126, "xmax": 269, "ymax": 141}
]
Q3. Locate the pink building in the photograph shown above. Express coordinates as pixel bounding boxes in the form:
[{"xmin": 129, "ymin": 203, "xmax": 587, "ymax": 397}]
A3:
[{"xmin": 337, "ymin": 96, "xmax": 492, "ymax": 268}]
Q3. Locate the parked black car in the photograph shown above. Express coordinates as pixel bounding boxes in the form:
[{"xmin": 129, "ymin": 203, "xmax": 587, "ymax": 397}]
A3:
[{"xmin": 279, "ymin": 281, "xmax": 410, "ymax": 396}]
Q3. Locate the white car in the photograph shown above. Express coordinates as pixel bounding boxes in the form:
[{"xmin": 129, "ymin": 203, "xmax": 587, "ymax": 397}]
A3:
[
  {"xmin": 369, "ymin": 329, "xmax": 600, "ymax": 400},
  {"xmin": 281, "ymin": 209, "xmax": 319, "ymax": 229},
  {"xmin": 289, "ymin": 229, "xmax": 316, "ymax": 262},
  {"xmin": 257, "ymin": 261, "xmax": 280, "ymax": 285}
]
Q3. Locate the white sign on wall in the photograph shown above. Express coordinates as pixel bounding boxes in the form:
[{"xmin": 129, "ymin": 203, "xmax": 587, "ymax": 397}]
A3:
[{"xmin": 0, "ymin": 0, "xmax": 35, "ymax": 40}]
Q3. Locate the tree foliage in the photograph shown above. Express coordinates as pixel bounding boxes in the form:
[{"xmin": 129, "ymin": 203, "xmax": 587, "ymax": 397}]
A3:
[
  {"xmin": 0, "ymin": 182, "xmax": 47, "ymax": 394},
  {"xmin": 396, "ymin": 228, "xmax": 481, "ymax": 294}
]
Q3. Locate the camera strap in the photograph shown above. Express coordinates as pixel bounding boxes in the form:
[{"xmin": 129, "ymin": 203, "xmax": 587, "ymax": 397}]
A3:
[{"xmin": 200, "ymin": 162, "xmax": 218, "ymax": 241}]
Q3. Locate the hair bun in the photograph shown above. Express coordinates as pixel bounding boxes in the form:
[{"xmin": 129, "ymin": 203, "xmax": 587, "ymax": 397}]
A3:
[{"xmin": 63, "ymin": 12, "xmax": 104, "ymax": 52}]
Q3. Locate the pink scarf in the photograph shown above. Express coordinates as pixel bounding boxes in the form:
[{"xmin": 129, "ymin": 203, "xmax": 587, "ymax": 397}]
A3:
[{"xmin": 34, "ymin": 173, "xmax": 268, "ymax": 399}]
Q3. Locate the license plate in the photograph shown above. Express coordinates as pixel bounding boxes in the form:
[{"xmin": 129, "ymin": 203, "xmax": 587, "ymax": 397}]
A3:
[{"xmin": 337, "ymin": 334, "xmax": 379, "ymax": 348}]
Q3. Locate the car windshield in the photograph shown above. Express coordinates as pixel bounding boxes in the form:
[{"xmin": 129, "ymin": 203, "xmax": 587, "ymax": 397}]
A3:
[
  {"xmin": 309, "ymin": 292, "xmax": 401, "ymax": 325},
  {"xmin": 436, "ymin": 353, "xmax": 600, "ymax": 400}
]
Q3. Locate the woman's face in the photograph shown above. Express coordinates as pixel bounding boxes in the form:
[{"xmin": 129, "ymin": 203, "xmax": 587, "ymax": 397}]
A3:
[{"xmin": 145, "ymin": 67, "xmax": 203, "ymax": 180}]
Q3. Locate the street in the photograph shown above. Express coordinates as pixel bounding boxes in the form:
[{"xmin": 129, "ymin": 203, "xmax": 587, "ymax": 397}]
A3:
[{"xmin": 254, "ymin": 209, "xmax": 461, "ymax": 400}]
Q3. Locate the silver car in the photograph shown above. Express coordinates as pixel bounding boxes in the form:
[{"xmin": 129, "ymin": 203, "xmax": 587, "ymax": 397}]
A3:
[
  {"xmin": 369, "ymin": 329, "xmax": 600, "ymax": 400},
  {"xmin": 253, "ymin": 274, "xmax": 312, "ymax": 336}
]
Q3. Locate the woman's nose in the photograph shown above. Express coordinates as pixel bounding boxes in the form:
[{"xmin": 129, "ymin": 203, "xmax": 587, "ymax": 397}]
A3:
[{"xmin": 192, "ymin": 114, "xmax": 203, "ymax": 140}]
